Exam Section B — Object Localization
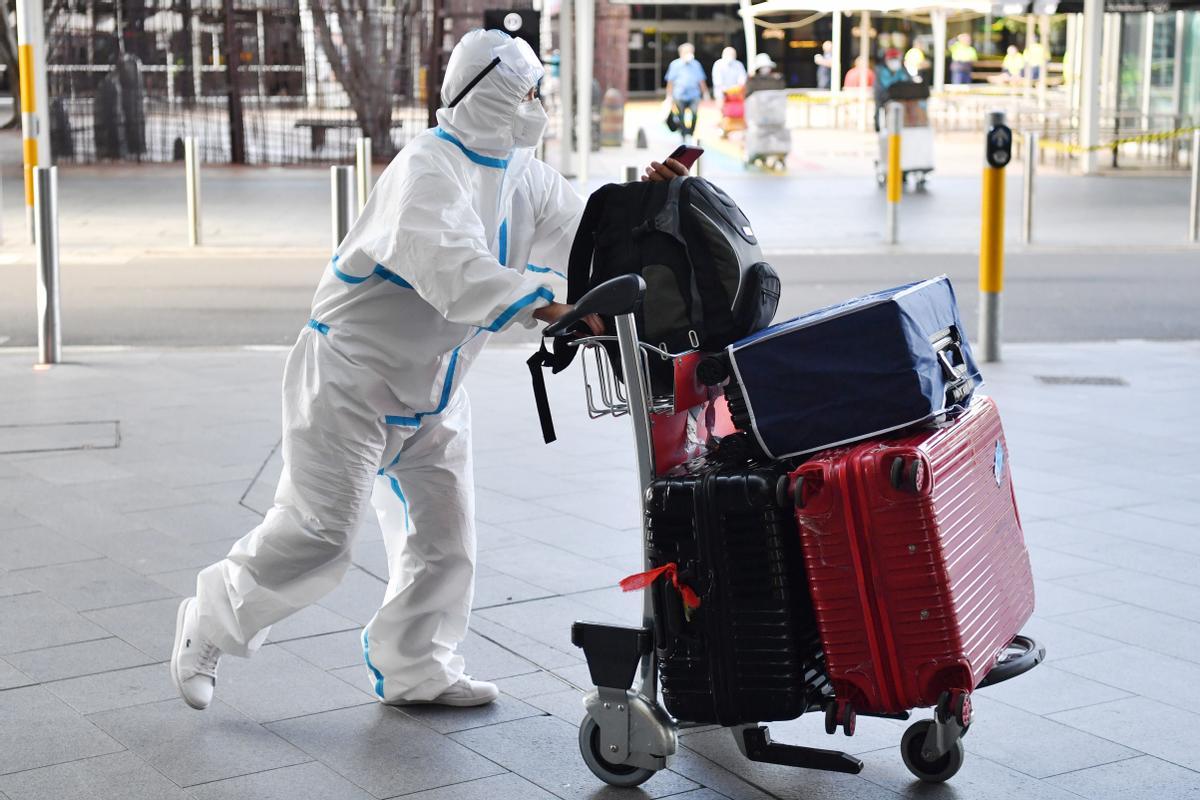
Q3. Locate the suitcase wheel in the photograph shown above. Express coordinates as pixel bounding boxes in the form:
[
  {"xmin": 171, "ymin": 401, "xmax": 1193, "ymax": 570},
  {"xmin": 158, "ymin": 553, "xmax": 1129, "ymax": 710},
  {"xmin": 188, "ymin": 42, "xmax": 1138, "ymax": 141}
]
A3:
[
  {"xmin": 889, "ymin": 457, "xmax": 926, "ymax": 494},
  {"xmin": 824, "ymin": 699, "xmax": 857, "ymax": 737},
  {"xmin": 578, "ymin": 716, "xmax": 657, "ymax": 788},
  {"xmin": 901, "ymin": 719, "xmax": 965, "ymax": 783}
]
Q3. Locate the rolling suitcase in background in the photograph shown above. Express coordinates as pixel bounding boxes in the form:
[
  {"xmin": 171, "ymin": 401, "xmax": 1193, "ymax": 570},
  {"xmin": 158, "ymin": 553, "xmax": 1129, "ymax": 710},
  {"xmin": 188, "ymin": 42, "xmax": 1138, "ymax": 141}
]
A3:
[
  {"xmin": 701, "ymin": 276, "xmax": 980, "ymax": 460},
  {"xmin": 633, "ymin": 459, "xmax": 830, "ymax": 726},
  {"xmin": 785, "ymin": 394, "xmax": 1035, "ymax": 733}
]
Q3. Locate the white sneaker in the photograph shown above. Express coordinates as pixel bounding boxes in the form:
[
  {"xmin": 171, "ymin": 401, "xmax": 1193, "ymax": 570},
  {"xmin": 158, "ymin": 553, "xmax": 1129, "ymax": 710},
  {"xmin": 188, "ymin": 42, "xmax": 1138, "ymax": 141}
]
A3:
[
  {"xmin": 170, "ymin": 597, "xmax": 221, "ymax": 710},
  {"xmin": 392, "ymin": 676, "xmax": 499, "ymax": 708}
]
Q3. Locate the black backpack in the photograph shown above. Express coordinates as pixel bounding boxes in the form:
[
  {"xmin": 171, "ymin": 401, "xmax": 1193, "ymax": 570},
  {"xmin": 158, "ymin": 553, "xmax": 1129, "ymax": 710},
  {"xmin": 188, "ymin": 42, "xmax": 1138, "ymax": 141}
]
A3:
[{"xmin": 528, "ymin": 176, "xmax": 781, "ymax": 442}]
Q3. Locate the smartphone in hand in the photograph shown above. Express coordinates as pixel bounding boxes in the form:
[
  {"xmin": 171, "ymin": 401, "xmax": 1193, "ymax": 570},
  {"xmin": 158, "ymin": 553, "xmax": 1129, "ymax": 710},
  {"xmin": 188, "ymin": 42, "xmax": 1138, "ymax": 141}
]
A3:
[{"xmin": 668, "ymin": 145, "xmax": 704, "ymax": 169}]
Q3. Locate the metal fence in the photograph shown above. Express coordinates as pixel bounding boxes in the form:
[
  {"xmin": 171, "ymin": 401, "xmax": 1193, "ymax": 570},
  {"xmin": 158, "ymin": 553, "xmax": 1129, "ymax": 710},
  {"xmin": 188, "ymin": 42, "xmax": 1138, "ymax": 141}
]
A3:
[{"xmin": 44, "ymin": 0, "xmax": 434, "ymax": 165}]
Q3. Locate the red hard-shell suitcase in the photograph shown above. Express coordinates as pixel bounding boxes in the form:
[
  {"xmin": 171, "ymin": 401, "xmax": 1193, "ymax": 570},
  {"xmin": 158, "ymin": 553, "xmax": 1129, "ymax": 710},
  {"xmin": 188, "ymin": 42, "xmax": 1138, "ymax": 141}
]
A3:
[{"xmin": 787, "ymin": 395, "xmax": 1034, "ymax": 721}]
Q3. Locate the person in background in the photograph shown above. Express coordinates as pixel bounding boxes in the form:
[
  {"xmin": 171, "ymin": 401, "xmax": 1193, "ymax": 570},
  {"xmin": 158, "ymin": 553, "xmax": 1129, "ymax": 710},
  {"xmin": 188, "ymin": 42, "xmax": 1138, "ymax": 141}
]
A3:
[
  {"xmin": 664, "ymin": 42, "xmax": 710, "ymax": 145},
  {"xmin": 874, "ymin": 48, "xmax": 911, "ymax": 130},
  {"xmin": 712, "ymin": 46, "xmax": 748, "ymax": 101},
  {"xmin": 814, "ymin": 41, "xmax": 834, "ymax": 90},
  {"xmin": 1023, "ymin": 37, "xmax": 1047, "ymax": 81},
  {"xmin": 904, "ymin": 43, "xmax": 928, "ymax": 81},
  {"xmin": 844, "ymin": 55, "xmax": 875, "ymax": 88},
  {"xmin": 1002, "ymin": 45, "xmax": 1025, "ymax": 83},
  {"xmin": 745, "ymin": 52, "xmax": 785, "ymax": 97},
  {"xmin": 949, "ymin": 33, "xmax": 978, "ymax": 84}
]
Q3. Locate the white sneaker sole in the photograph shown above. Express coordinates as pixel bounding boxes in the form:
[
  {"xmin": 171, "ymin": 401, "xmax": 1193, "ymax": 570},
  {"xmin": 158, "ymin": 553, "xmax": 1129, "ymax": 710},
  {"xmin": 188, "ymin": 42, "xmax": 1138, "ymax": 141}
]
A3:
[
  {"xmin": 170, "ymin": 598, "xmax": 208, "ymax": 711},
  {"xmin": 387, "ymin": 688, "xmax": 499, "ymax": 708}
]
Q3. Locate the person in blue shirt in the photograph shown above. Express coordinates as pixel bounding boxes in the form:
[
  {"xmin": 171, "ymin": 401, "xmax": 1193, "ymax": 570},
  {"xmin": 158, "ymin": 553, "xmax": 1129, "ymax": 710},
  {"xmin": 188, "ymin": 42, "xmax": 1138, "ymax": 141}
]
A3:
[
  {"xmin": 664, "ymin": 42, "xmax": 710, "ymax": 144},
  {"xmin": 874, "ymin": 48, "xmax": 911, "ymax": 130}
]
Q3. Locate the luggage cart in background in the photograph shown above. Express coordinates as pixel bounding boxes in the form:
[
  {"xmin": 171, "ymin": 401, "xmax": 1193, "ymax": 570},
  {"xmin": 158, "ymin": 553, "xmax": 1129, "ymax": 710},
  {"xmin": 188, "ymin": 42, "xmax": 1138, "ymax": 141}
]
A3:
[
  {"xmin": 744, "ymin": 90, "xmax": 790, "ymax": 171},
  {"xmin": 874, "ymin": 82, "xmax": 934, "ymax": 190},
  {"xmin": 541, "ymin": 275, "xmax": 1045, "ymax": 789}
]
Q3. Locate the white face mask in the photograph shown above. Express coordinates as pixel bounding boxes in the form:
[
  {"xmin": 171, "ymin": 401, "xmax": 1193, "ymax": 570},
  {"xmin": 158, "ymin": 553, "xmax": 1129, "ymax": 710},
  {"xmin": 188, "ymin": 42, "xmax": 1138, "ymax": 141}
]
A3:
[
  {"xmin": 681, "ymin": 53, "xmax": 694, "ymax": 62},
  {"xmin": 512, "ymin": 99, "xmax": 548, "ymax": 148},
  {"xmin": 887, "ymin": 59, "xmax": 901, "ymax": 71}
]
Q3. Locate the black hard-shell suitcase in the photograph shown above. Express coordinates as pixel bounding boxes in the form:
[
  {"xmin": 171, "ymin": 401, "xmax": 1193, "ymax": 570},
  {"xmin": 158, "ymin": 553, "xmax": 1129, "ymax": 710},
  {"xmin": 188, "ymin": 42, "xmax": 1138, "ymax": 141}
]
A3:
[{"xmin": 645, "ymin": 460, "xmax": 830, "ymax": 726}]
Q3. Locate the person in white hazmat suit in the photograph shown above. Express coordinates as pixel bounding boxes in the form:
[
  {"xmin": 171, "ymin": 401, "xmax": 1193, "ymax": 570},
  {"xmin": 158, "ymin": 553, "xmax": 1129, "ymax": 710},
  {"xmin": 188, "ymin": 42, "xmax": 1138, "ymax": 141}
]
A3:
[{"xmin": 170, "ymin": 29, "xmax": 688, "ymax": 711}]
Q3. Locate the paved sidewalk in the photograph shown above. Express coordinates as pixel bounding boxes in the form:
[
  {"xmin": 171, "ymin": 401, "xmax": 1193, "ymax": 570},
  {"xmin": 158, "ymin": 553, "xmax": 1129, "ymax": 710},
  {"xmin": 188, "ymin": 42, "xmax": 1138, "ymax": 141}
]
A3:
[{"xmin": 1, "ymin": 340, "xmax": 1199, "ymax": 799}]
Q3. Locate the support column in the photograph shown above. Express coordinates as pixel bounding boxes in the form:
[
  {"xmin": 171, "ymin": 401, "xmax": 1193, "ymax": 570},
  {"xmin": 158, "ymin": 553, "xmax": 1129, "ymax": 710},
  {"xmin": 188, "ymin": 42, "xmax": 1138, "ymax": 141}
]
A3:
[
  {"xmin": 575, "ymin": 0, "xmax": 595, "ymax": 183},
  {"xmin": 932, "ymin": 9, "xmax": 947, "ymax": 94},
  {"xmin": 1080, "ymin": 0, "xmax": 1103, "ymax": 173},
  {"xmin": 859, "ymin": 10, "xmax": 870, "ymax": 132},
  {"xmin": 832, "ymin": 10, "xmax": 842, "ymax": 96},
  {"xmin": 1038, "ymin": 14, "xmax": 1050, "ymax": 110},
  {"xmin": 1140, "ymin": 12, "xmax": 1155, "ymax": 130},
  {"xmin": 298, "ymin": 0, "xmax": 318, "ymax": 106},
  {"xmin": 560, "ymin": 0, "xmax": 575, "ymax": 177},
  {"xmin": 740, "ymin": 0, "xmax": 758, "ymax": 68}
]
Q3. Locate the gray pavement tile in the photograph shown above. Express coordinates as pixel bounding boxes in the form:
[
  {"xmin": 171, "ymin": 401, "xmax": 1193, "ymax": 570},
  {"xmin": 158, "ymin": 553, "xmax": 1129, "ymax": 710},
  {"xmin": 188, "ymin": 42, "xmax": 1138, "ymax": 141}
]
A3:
[
  {"xmin": 0, "ymin": 659, "xmax": 34, "ymax": 691},
  {"xmin": 147, "ymin": 566, "xmax": 204, "ymax": 597},
  {"xmin": 327, "ymin": 665, "xmax": 384, "ymax": 700},
  {"xmin": 1018, "ymin": 615, "xmax": 1123, "ymax": 663},
  {"xmin": 1057, "ymin": 484, "xmax": 1165, "ymax": 511},
  {"xmin": 450, "ymin": 714, "xmax": 699, "ymax": 799},
  {"xmin": 120, "ymin": 458, "xmax": 259, "ymax": 490},
  {"xmin": 469, "ymin": 617, "xmax": 583, "ymax": 671},
  {"xmin": 16, "ymin": 558, "xmax": 177, "ymax": 612},
  {"xmin": 1032, "ymin": 579, "xmax": 1123, "ymax": 618},
  {"xmin": 668, "ymin": 747, "xmax": 776, "ymax": 800},
  {"xmin": 495, "ymin": 670, "xmax": 576, "ymax": 699},
  {"xmin": 1053, "ymin": 603, "xmax": 1200, "ymax": 665},
  {"xmin": 313, "ymin": 568, "xmax": 385, "ymax": 627},
  {"xmin": 1045, "ymin": 755, "xmax": 1200, "ymax": 799},
  {"xmin": 45, "ymin": 663, "xmax": 177, "ymax": 715},
  {"xmin": 736, "ymin": 711, "xmax": 910, "ymax": 757},
  {"xmin": 1009, "ymin": 467, "xmax": 1094, "ymax": 495},
  {"xmin": 680, "ymin": 726, "xmax": 900, "ymax": 800},
  {"xmin": 1123, "ymin": 500, "xmax": 1200, "ymax": 526},
  {"xmin": 571, "ymin": 585, "xmax": 646, "ymax": 624},
  {"xmin": 1039, "ymin": 529, "xmax": 1200, "ymax": 587},
  {"xmin": 124, "ymin": 503, "xmax": 265, "ymax": 546},
  {"xmin": 1020, "ymin": 519, "xmax": 1102, "ymax": 552},
  {"xmin": 267, "ymin": 703, "xmax": 505, "ymax": 797},
  {"xmin": 398, "ymin": 692, "xmax": 546, "ymax": 734},
  {"xmin": 4, "ymin": 637, "xmax": 156, "ymax": 683},
  {"xmin": 975, "ymin": 662, "xmax": 1133, "ymax": 715},
  {"xmin": 90, "ymin": 530, "xmax": 235, "ymax": 577},
  {"xmin": 479, "ymin": 542, "xmax": 629, "ymax": 595},
  {"xmin": 473, "ymin": 487, "xmax": 561, "ymax": 527},
  {"xmin": 264, "ymin": 603, "xmax": 360, "ymax": 644},
  {"xmin": 12, "ymin": 452, "xmax": 135, "ymax": 485},
  {"xmin": 0, "ymin": 525, "xmax": 102, "ymax": 570},
  {"xmin": 0, "ymin": 510, "xmax": 35, "ymax": 532},
  {"xmin": 1013, "ymin": 490, "xmax": 1105, "ymax": 522},
  {"xmin": 13, "ymin": 499, "xmax": 141, "ymax": 540},
  {"xmin": 858, "ymin": 746, "xmax": 1091, "ymax": 799},
  {"xmin": 500, "ymin": 514, "xmax": 644, "ymax": 560},
  {"xmin": 276, "ymin": 629, "xmax": 364, "ymax": 671},
  {"xmin": 0, "ymin": 686, "xmax": 123, "ymax": 775},
  {"xmin": 1063, "ymin": 509, "xmax": 1200, "ymax": 555},
  {"xmin": 532, "ymin": 487, "xmax": 643, "ymax": 531},
  {"xmin": 550, "ymin": 662, "xmax": 594, "ymax": 690},
  {"xmin": 476, "ymin": 596, "xmax": 624, "ymax": 655},
  {"xmin": 523, "ymin": 688, "xmax": 587, "ymax": 725},
  {"xmin": 472, "ymin": 573, "xmax": 556, "ymax": 609},
  {"xmin": 0, "ymin": 751, "xmax": 191, "ymax": 800},
  {"xmin": 217, "ymin": 644, "xmax": 374, "ymax": 723},
  {"xmin": 0, "ymin": 593, "xmax": 110, "ymax": 655},
  {"xmin": 392, "ymin": 773, "xmax": 561, "ymax": 800},
  {"xmin": 65, "ymin": 477, "xmax": 202, "ymax": 514},
  {"xmin": 350, "ymin": 535, "xmax": 388, "ymax": 580},
  {"xmin": 89, "ymin": 698, "xmax": 310, "ymax": 788},
  {"xmin": 475, "ymin": 521, "xmax": 535, "ymax": 553},
  {"xmin": 664, "ymin": 791, "xmax": 734, "ymax": 800},
  {"xmin": 475, "ymin": 465, "xmax": 578, "ymax": 501},
  {"xmin": 457, "ymin": 631, "xmax": 540, "ymax": 682},
  {"xmin": 1053, "ymin": 570, "xmax": 1200, "ymax": 622},
  {"xmin": 958, "ymin": 696, "xmax": 1139, "ymax": 779},
  {"xmin": 0, "ymin": 477, "xmax": 79, "ymax": 509},
  {"xmin": 82, "ymin": 597, "xmax": 183, "ymax": 660},
  {"xmin": 1027, "ymin": 545, "xmax": 1113, "ymax": 582},
  {"xmin": 1050, "ymin": 697, "xmax": 1200, "ymax": 772},
  {"xmin": 1053, "ymin": 645, "xmax": 1200, "ymax": 716},
  {"xmin": 0, "ymin": 570, "xmax": 36, "ymax": 598},
  {"xmin": 186, "ymin": 760, "xmax": 375, "ymax": 800}
]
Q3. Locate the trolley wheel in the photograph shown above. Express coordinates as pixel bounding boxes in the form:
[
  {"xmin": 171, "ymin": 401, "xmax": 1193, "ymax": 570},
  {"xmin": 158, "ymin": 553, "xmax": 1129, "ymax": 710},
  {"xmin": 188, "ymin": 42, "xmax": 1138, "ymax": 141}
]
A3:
[
  {"xmin": 825, "ymin": 699, "xmax": 856, "ymax": 736},
  {"xmin": 824, "ymin": 702, "xmax": 838, "ymax": 735},
  {"xmin": 915, "ymin": 173, "xmax": 928, "ymax": 190},
  {"xmin": 901, "ymin": 719, "xmax": 965, "ymax": 784},
  {"xmin": 978, "ymin": 634, "xmax": 1046, "ymax": 688},
  {"xmin": 578, "ymin": 716, "xmax": 656, "ymax": 788}
]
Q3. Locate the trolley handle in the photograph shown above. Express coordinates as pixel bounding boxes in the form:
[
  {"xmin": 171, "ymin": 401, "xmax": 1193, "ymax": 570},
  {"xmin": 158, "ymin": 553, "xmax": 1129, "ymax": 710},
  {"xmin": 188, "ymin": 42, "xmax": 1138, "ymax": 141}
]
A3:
[{"xmin": 543, "ymin": 274, "xmax": 646, "ymax": 337}]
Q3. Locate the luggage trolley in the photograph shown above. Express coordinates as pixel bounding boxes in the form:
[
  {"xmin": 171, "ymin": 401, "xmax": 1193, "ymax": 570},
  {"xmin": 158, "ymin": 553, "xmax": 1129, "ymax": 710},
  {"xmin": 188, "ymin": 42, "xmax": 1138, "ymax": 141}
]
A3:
[
  {"xmin": 542, "ymin": 275, "xmax": 1045, "ymax": 788},
  {"xmin": 874, "ymin": 82, "xmax": 934, "ymax": 190}
]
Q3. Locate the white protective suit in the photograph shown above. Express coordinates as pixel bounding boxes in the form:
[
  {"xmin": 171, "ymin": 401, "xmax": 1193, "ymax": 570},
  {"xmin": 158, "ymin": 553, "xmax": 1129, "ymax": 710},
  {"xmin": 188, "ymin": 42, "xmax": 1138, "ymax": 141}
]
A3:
[{"xmin": 195, "ymin": 30, "xmax": 583, "ymax": 703}]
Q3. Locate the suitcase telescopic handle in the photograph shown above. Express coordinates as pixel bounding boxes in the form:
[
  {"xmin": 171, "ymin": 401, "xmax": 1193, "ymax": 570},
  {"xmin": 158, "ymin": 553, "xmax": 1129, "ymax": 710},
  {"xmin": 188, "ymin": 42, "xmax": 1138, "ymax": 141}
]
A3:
[{"xmin": 930, "ymin": 326, "xmax": 975, "ymax": 406}]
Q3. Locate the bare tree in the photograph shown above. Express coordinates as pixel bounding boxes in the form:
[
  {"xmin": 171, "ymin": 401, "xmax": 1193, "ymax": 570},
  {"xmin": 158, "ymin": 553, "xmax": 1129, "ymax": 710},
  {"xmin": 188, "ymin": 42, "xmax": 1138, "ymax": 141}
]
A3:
[{"xmin": 309, "ymin": 0, "xmax": 411, "ymax": 159}]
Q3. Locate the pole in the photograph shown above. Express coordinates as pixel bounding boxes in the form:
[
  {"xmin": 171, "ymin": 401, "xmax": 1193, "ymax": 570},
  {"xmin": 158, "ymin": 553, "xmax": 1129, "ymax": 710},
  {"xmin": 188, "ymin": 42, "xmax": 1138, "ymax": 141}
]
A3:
[
  {"xmin": 694, "ymin": 138, "xmax": 703, "ymax": 179},
  {"xmin": 330, "ymin": 165, "xmax": 353, "ymax": 252},
  {"xmin": 223, "ymin": 0, "xmax": 246, "ymax": 164},
  {"xmin": 1038, "ymin": 14, "xmax": 1050, "ymax": 110},
  {"xmin": 886, "ymin": 103, "xmax": 902, "ymax": 244},
  {"xmin": 559, "ymin": 0, "xmax": 575, "ymax": 177},
  {"xmin": 356, "ymin": 137, "xmax": 372, "ymax": 213},
  {"xmin": 426, "ymin": 0, "xmax": 442, "ymax": 128},
  {"xmin": 185, "ymin": 137, "xmax": 201, "ymax": 246},
  {"xmin": 931, "ymin": 9, "xmax": 946, "ymax": 94},
  {"xmin": 16, "ymin": 0, "xmax": 52, "ymax": 243},
  {"xmin": 575, "ymin": 0, "xmax": 594, "ymax": 184},
  {"xmin": 832, "ymin": 10, "xmax": 843, "ymax": 97},
  {"xmin": 859, "ymin": 11, "xmax": 870, "ymax": 133},
  {"xmin": 1080, "ymin": 0, "xmax": 1103, "ymax": 174},
  {"xmin": 979, "ymin": 111, "xmax": 1010, "ymax": 363},
  {"xmin": 1189, "ymin": 130, "xmax": 1199, "ymax": 243},
  {"xmin": 740, "ymin": 0, "xmax": 758, "ymax": 67},
  {"xmin": 1022, "ymin": 132, "xmax": 1036, "ymax": 244},
  {"xmin": 34, "ymin": 166, "xmax": 60, "ymax": 366}
]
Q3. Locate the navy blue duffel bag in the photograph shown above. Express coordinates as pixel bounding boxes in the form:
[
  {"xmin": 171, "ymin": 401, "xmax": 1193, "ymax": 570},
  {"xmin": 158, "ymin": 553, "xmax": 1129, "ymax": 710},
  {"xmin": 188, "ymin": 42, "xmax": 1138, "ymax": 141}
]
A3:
[{"xmin": 705, "ymin": 276, "xmax": 982, "ymax": 459}]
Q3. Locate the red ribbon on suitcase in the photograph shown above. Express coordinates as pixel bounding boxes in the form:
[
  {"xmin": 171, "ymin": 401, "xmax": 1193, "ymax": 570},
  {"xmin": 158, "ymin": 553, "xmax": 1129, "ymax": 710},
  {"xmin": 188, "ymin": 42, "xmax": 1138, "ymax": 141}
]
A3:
[{"xmin": 619, "ymin": 563, "xmax": 701, "ymax": 611}]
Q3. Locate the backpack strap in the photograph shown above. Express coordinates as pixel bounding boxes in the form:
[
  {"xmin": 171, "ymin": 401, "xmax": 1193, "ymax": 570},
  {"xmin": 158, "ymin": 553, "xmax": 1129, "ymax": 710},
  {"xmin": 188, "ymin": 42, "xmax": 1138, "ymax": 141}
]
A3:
[{"xmin": 527, "ymin": 341, "xmax": 558, "ymax": 444}]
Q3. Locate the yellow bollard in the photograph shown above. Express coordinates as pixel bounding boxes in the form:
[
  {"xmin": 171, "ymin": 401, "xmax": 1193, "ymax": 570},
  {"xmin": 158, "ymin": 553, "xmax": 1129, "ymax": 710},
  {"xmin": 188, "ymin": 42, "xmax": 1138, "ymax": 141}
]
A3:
[
  {"xmin": 886, "ymin": 103, "xmax": 903, "ymax": 243},
  {"xmin": 979, "ymin": 111, "xmax": 1012, "ymax": 363}
]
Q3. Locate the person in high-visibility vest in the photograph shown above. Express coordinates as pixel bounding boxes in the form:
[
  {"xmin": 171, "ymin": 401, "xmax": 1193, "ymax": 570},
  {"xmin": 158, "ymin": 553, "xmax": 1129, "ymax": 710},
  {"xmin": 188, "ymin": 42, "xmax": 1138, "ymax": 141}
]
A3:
[
  {"xmin": 904, "ymin": 44, "xmax": 928, "ymax": 81},
  {"xmin": 1023, "ymin": 39, "xmax": 1048, "ymax": 81},
  {"xmin": 1002, "ymin": 45, "xmax": 1025, "ymax": 83},
  {"xmin": 949, "ymin": 33, "xmax": 978, "ymax": 85}
]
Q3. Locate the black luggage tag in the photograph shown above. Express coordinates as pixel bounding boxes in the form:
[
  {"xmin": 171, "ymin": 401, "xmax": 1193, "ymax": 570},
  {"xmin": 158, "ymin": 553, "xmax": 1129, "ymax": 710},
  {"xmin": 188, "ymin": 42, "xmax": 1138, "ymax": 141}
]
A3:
[{"xmin": 527, "ymin": 341, "xmax": 557, "ymax": 444}]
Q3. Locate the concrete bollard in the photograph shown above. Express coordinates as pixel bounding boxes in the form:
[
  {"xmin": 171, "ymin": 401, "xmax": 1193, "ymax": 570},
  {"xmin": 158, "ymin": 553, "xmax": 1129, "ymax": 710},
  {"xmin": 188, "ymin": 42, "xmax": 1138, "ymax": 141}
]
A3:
[
  {"xmin": 1190, "ymin": 130, "xmax": 1200, "ymax": 244},
  {"xmin": 979, "ymin": 111, "xmax": 1013, "ymax": 363},
  {"xmin": 636, "ymin": 127, "xmax": 648, "ymax": 149},
  {"xmin": 34, "ymin": 166, "xmax": 61, "ymax": 366},
  {"xmin": 330, "ymin": 165, "xmax": 354, "ymax": 252},
  {"xmin": 1022, "ymin": 132, "xmax": 1037, "ymax": 245},
  {"xmin": 886, "ymin": 104, "xmax": 903, "ymax": 245},
  {"xmin": 625, "ymin": 165, "xmax": 639, "ymax": 182},
  {"xmin": 184, "ymin": 137, "xmax": 201, "ymax": 246},
  {"xmin": 355, "ymin": 137, "xmax": 372, "ymax": 213}
]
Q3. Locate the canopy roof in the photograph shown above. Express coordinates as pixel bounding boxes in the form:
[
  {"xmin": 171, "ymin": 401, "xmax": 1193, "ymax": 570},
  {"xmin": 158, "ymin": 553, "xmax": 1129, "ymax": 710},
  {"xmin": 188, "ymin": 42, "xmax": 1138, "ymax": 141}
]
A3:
[{"xmin": 742, "ymin": 0, "xmax": 995, "ymax": 15}]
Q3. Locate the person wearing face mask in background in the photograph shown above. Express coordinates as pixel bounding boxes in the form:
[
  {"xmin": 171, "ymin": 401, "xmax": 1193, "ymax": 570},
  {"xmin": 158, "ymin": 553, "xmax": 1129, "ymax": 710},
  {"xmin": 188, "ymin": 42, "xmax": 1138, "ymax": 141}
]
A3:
[
  {"xmin": 169, "ymin": 29, "xmax": 689, "ymax": 713},
  {"xmin": 664, "ymin": 42, "xmax": 710, "ymax": 144},
  {"xmin": 874, "ymin": 48, "xmax": 911, "ymax": 130}
]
